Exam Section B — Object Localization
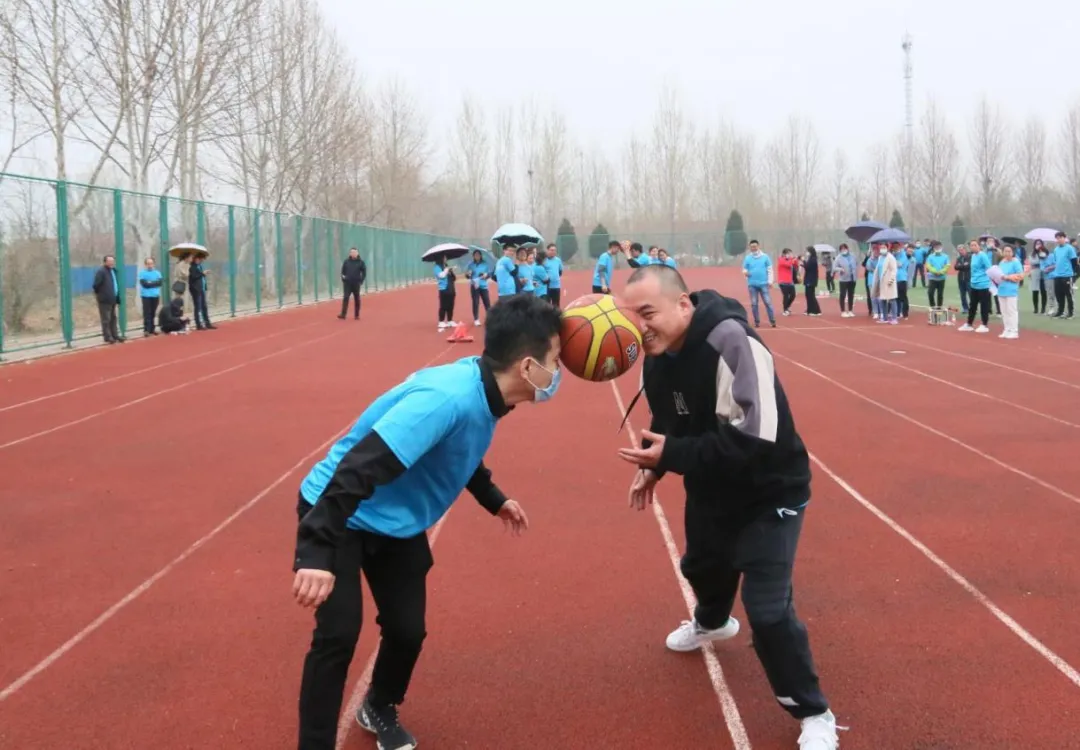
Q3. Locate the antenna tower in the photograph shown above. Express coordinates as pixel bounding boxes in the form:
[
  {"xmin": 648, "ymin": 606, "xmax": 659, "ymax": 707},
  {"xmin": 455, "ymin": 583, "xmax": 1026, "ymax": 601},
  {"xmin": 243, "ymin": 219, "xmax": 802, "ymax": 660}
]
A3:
[{"xmin": 902, "ymin": 33, "xmax": 914, "ymax": 154}]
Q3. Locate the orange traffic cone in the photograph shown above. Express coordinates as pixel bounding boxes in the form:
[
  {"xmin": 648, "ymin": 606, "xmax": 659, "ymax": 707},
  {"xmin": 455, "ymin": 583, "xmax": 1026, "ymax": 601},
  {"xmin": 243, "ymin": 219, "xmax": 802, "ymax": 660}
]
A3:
[{"xmin": 446, "ymin": 322, "xmax": 474, "ymax": 343}]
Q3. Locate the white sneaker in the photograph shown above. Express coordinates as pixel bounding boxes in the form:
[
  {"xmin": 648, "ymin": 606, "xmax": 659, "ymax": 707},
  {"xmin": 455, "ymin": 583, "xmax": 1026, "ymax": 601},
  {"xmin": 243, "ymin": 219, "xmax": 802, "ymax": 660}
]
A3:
[
  {"xmin": 798, "ymin": 709, "xmax": 842, "ymax": 749},
  {"xmin": 975, "ymin": 325, "xmax": 989, "ymax": 333},
  {"xmin": 665, "ymin": 617, "xmax": 740, "ymax": 652},
  {"xmin": 958, "ymin": 324, "xmax": 973, "ymax": 331},
  {"xmin": 474, "ymin": 319, "xmax": 481, "ymax": 326}
]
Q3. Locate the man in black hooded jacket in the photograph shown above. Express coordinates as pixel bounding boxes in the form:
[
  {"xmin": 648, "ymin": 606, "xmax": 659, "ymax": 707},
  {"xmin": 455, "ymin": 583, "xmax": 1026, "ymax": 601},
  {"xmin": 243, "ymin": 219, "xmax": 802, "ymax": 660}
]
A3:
[
  {"xmin": 339, "ymin": 247, "xmax": 367, "ymax": 320},
  {"xmin": 617, "ymin": 264, "xmax": 839, "ymax": 750}
]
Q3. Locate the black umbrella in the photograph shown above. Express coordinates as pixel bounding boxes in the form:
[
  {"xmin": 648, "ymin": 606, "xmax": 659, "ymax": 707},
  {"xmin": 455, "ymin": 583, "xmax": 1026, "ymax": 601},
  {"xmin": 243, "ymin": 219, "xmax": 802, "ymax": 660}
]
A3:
[
  {"xmin": 844, "ymin": 220, "xmax": 889, "ymax": 243},
  {"xmin": 422, "ymin": 243, "xmax": 470, "ymax": 262}
]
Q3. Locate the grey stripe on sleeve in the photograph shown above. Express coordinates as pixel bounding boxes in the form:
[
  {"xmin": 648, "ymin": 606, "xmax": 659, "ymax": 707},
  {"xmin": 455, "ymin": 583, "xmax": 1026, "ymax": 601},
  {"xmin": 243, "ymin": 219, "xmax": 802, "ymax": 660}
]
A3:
[{"xmin": 706, "ymin": 320, "xmax": 779, "ymax": 443}]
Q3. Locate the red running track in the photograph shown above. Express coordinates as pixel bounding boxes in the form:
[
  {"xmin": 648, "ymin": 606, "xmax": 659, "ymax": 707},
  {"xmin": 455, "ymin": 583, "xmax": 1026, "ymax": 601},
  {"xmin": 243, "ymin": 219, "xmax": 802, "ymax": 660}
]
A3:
[{"xmin": 1, "ymin": 268, "xmax": 1079, "ymax": 750}]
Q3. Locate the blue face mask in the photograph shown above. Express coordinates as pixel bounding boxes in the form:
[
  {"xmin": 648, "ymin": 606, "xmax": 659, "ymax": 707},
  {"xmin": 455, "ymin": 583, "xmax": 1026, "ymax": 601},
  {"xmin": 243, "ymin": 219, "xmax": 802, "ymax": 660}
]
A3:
[{"xmin": 528, "ymin": 360, "xmax": 561, "ymax": 403}]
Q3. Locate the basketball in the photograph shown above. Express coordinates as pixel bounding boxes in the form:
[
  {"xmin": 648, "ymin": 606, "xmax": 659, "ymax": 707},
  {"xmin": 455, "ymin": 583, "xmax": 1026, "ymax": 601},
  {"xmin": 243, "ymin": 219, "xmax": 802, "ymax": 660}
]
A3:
[{"xmin": 558, "ymin": 294, "xmax": 643, "ymax": 382}]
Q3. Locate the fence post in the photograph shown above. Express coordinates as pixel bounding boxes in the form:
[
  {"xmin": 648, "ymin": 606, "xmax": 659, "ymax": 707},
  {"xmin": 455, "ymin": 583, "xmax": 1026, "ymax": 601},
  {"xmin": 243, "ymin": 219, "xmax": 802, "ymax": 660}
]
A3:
[
  {"xmin": 275, "ymin": 212, "xmax": 284, "ymax": 308},
  {"xmin": 0, "ymin": 229, "xmax": 6, "ymax": 358},
  {"xmin": 158, "ymin": 197, "xmax": 170, "ymax": 277},
  {"xmin": 325, "ymin": 222, "xmax": 334, "ymax": 298},
  {"xmin": 55, "ymin": 181, "xmax": 74, "ymax": 348},
  {"xmin": 113, "ymin": 189, "xmax": 127, "ymax": 335},
  {"xmin": 295, "ymin": 216, "xmax": 303, "ymax": 305},
  {"xmin": 313, "ymin": 219, "xmax": 319, "ymax": 301},
  {"xmin": 227, "ymin": 205, "xmax": 237, "ymax": 317},
  {"xmin": 253, "ymin": 210, "xmax": 262, "ymax": 311},
  {"xmin": 196, "ymin": 201, "xmax": 207, "ymax": 245}
]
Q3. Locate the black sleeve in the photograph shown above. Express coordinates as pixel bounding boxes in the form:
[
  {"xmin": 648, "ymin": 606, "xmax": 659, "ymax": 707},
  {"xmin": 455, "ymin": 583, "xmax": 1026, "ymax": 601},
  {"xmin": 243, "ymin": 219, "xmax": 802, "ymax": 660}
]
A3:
[
  {"xmin": 627, "ymin": 258, "xmax": 641, "ymax": 268},
  {"xmin": 465, "ymin": 461, "xmax": 508, "ymax": 515},
  {"xmin": 293, "ymin": 431, "xmax": 406, "ymax": 572},
  {"xmin": 358, "ymin": 261, "xmax": 367, "ymax": 284}
]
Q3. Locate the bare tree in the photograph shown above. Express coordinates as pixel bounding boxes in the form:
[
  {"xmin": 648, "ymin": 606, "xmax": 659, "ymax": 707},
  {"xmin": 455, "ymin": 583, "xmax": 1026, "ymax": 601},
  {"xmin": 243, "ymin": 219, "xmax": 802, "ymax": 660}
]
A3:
[
  {"xmin": 1015, "ymin": 116, "xmax": 1048, "ymax": 222},
  {"xmin": 491, "ymin": 105, "xmax": 515, "ymax": 225},
  {"xmin": 448, "ymin": 94, "xmax": 489, "ymax": 238},
  {"xmin": 779, "ymin": 115, "xmax": 820, "ymax": 226},
  {"xmin": 913, "ymin": 98, "xmax": 961, "ymax": 230},
  {"xmin": 0, "ymin": 11, "xmax": 48, "ymax": 177},
  {"xmin": 3, "ymin": 0, "xmax": 86, "ymax": 180},
  {"xmin": 367, "ymin": 77, "xmax": 429, "ymax": 228},
  {"xmin": 830, "ymin": 148, "xmax": 849, "ymax": 228},
  {"xmin": 649, "ymin": 85, "xmax": 693, "ymax": 234},
  {"xmin": 535, "ymin": 108, "xmax": 571, "ymax": 236},
  {"xmin": 1059, "ymin": 102, "xmax": 1080, "ymax": 222},
  {"xmin": 969, "ymin": 95, "xmax": 1010, "ymax": 224},
  {"xmin": 868, "ymin": 143, "xmax": 890, "ymax": 221}
]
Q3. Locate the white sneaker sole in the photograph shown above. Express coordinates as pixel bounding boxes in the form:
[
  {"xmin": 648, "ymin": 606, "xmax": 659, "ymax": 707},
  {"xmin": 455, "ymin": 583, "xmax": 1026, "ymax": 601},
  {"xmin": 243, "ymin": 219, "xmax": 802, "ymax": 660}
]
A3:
[{"xmin": 666, "ymin": 617, "xmax": 741, "ymax": 652}]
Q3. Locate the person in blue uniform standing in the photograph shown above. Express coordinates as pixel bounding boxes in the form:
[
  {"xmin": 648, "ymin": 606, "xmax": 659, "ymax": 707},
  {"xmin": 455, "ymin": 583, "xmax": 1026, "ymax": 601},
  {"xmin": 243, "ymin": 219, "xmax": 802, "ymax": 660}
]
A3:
[
  {"xmin": 292, "ymin": 293, "xmax": 564, "ymax": 750},
  {"xmin": 493, "ymin": 244, "xmax": 518, "ymax": 301},
  {"xmin": 593, "ymin": 240, "xmax": 620, "ymax": 293},
  {"xmin": 543, "ymin": 243, "xmax": 564, "ymax": 307},
  {"xmin": 465, "ymin": 248, "xmax": 491, "ymax": 325}
]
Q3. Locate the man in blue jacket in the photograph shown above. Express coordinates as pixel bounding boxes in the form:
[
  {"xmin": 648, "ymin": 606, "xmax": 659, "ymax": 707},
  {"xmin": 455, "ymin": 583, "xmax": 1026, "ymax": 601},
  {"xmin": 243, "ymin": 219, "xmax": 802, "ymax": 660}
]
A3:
[{"xmin": 292, "ymin": 293, "xmax": 563, "ymax": 750}]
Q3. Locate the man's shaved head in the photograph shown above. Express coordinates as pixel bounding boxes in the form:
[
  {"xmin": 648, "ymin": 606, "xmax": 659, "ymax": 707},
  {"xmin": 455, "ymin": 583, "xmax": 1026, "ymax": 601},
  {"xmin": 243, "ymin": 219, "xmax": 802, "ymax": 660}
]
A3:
[
  {"xmin": 627, "ymin": 263, "xmax": 688, "ymax": 297},
  {"xmin": 623, "ymin": 264, "xmax": 694, "ymax": 355}
]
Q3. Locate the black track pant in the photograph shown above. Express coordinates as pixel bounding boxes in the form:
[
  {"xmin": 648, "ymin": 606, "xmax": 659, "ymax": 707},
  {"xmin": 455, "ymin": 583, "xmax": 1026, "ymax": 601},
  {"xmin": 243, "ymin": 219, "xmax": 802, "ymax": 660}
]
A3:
[
  {"xmin": 928, "ymin": 279, "xmax": 945, "ymax": 308},
  {"xmin": 340, "ymin": 282, "xmax": 361, "ymax": 318},
  {"xmin": 1053, "ymin": 277, "xmax": 1075, "ymax": 317},
  {"xmin": 681, "ymin": 500, "xmax": 829, "ymax": 720},
  {"xmin": 296, "ymin": 497, "xmax": 433, "ymax": 750},
  {"xmin": 838, "ymin": 281, "xmax": 855, "ymax": 312},
  {"xmin": 967, "ymin": 288, "xmax": 991, "ymax": 326},
  {"xmin": 438, "ymin": 290, "xmax": 455, "ymax": 322},
  {"xmin": 470, "ymin": 287, "xmax": 491, "ymax": 319}
]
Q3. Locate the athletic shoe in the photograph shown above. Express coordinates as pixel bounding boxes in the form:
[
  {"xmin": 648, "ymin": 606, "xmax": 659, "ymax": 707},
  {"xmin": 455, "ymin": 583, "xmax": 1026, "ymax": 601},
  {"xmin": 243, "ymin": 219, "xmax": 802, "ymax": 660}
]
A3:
[
  {"xmin": 665, "ymin": 616, "xmax": 740, "ymax": 652},
  {"xmin": 798, "ymin": 709, "xmax": 842, "ymax": 749},
  {"xmin": 357, "ymin": 698, "xmax": 417, "ymax": 750},
  {"xmin": 975, "ymin": 325, "xmax": 989, "ymax": 333},
  {"xmin": 957, "ymin": 324, "xmax": 973, "ymax": 331}
]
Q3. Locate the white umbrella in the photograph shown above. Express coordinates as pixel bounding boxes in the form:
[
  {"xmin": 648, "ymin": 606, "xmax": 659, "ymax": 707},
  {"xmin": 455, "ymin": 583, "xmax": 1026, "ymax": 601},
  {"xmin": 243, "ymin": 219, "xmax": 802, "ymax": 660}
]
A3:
[
  {"xmin": 422, "ymin": 243, "xmax": 470, "ymax": 262},
  {"xmin": 169, "ymin": 242, "xmax": 209, "ymax": 259},
  {"xmin": 813, "ymin": 244, "xmax": 836, "ymax": 255},
  {"xmin": 1024, "ymin": 227, "xmax": 1064, "ymax": 243}
]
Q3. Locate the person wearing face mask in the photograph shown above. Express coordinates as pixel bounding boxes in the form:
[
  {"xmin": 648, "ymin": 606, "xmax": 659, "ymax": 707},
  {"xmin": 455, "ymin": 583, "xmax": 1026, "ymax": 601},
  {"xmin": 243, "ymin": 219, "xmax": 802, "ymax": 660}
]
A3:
[
  {"xmin": 832, "ymin": 244, "xmax": 857, "ymax": 316},
  {"xmin": 924, "ymin": 242, "xmax": 951, "ymax": 309},
  {"xmin": 741, "ymin": 239, "xmax": 777, "ymax": 328},
  {"xmin": 1029, "ymin": 240, "xmax": 1048, "ymax": 315},
  {"xmin": 290, "ymin": 293, "xmax": 562, "ymax": 750},
  {"xmin": 617, "ymin": 264, "xmax": 841, "ymax": 750}
]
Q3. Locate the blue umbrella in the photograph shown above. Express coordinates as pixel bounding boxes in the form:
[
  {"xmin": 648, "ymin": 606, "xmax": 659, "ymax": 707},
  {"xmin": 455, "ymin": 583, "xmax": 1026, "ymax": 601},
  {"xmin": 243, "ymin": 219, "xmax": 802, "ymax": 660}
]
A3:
[
  {"xmin": 491, "ymin": 222, "xmax": 543, "ymax": 247},
  {"xmin": 868, "ymin": 227, "xmax": 911, "ymax": 244},
  {"xmin": 844, "ymin": 220, "xmax": 888, "ymax": 243}
]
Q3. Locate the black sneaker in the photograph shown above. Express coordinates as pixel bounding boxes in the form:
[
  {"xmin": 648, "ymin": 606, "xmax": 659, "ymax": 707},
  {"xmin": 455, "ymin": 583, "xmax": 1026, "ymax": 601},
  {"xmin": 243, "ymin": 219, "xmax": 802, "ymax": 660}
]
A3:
[{"xmin": 357, "ymin": 698, "xmax": 417, "ymax": 750}]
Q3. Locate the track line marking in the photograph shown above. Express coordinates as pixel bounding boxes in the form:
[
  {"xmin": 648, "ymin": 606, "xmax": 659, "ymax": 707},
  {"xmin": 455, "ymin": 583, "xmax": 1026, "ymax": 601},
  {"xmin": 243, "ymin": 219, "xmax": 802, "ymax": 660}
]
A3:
[
  {"xmin": 789, "ymin": 329, "xmax": 1080, "ymax": 430},
  {"xmin": 772, "ymin": 352, "xmax": 1080, "ymax": 509},
  {"xmin": 0, "ymin": 330, "xmax": 344, "ymax": 451},
  {"xmin": 0, "ymin": 344, "xmax": 457, "ymax": 704},
  {"xmin": 608, "ymin": 381, "xmax": 753, "ymax": 750},
  {"xmin": 334, "ymin": 516, "xmax": 449, "ymax": 750},
  {"xmin": 829, "ymin": 324, "xmax": 1080, "ymax": 391},
  {"xmin": 901, "ymin": 300, "xmax": 1080, "ymax": 365},
  {"xmin": 0, "ymin": 323, "xmax": 319, "ymax": 414},
  {"xmin": 809, "ymin": 451, "xmax": 1080, "ymax": 689}
]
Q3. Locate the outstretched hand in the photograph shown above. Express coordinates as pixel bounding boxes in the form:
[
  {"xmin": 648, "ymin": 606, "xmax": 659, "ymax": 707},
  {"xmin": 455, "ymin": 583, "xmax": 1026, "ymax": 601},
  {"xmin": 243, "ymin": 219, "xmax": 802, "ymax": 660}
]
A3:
[
  {"xmin": 293, "ymin": 569, "xmax": 335, "ymax": 608},
  {"xmin": 617, "ymin": 429, "xmax": 665, "ymax": 470},
  {"xmin": 497, "ymin": 499, "xmax": 529, "ymax": 536}
]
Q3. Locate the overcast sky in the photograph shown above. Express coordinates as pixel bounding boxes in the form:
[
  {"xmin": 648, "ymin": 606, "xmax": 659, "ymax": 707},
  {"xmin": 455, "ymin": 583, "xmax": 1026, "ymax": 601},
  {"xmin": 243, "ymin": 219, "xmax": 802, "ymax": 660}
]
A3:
[{"xmin": 321, "ymin": 0, "xmax": 1080, "ymax": 169}]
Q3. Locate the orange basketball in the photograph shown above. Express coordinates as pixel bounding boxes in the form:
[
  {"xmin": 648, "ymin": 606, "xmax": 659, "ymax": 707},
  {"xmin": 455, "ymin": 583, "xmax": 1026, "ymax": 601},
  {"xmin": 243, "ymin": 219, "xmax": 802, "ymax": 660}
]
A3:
[{"xmin": 559, "ymin": 294, "xmax": 644, "ymax": 382}]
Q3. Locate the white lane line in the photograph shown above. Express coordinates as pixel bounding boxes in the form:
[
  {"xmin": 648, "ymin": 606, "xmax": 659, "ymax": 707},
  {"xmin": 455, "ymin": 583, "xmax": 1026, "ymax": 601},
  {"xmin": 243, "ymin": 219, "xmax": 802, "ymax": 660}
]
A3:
[
  {"xmin": 0, "ymin": 345, "xmax": 456, "ymax": 703},
  {"xmin": 608, "ymin": 380, "xmax": 753, "ymax": 750},
  {"xmin": 831, "ymin": 324, "xmax": 1080, "ymax": 391},
  {"xmin": 809, "ymin": 451, "xmax": 1080, "ymax": 690},
  {"xmin": 790, "ymin": 329, "xmax": 1080, "ymax": 430},
  {"xmin": 0, "ymin": 330, "xmax": 342, "ymax": 451},
  {"xmin": 334, "ymin": 516, "xmax": 450, "ymax": 750},
  {"xmin": 773, "ymin": 351, "xmax": 1080, "ymax": 510},
  {"xmin": 0, "ymin": 323, "xmax": 318, "ymax": 414}
]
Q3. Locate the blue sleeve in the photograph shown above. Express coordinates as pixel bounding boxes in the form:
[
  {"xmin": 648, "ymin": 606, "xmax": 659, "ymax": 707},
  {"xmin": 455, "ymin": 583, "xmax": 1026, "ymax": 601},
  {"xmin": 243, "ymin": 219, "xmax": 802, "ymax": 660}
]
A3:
[{"xmin": 372, "ymin": 391, "xmax": 457, "ymax": 469}]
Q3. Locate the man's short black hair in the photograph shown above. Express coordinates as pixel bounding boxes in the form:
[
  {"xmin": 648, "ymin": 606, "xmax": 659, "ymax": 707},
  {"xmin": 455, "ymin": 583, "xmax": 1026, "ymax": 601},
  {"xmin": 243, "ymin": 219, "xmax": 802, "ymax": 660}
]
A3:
[
  {"xmin": 749, "ymin": 239, "xmax": 759, "ymax": 245},
  {"xmin": 626, "ymin": 263, "xmax": 689, "ymax": 293},
  {"xmin": 608, "ymin": 240, "xmax": 621, "ymax": 250},
  {"xmin": 483, "ymin": 294, "xmax": 563, "ymax": 372},
  {"xmin": 630, "ymin": 242, "xmax": 643, "ymax": 253}
]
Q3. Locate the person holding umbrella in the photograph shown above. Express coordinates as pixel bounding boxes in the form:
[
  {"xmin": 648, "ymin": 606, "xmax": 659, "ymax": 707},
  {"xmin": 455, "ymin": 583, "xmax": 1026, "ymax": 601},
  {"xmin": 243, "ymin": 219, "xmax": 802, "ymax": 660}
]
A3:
[
  {"xmin": 168, "ymin": 243, "xmax": 215, "ymax": 330},
  {"xmin": 423, "ymin": 243, "xmax": 468, "ymax": 331}
]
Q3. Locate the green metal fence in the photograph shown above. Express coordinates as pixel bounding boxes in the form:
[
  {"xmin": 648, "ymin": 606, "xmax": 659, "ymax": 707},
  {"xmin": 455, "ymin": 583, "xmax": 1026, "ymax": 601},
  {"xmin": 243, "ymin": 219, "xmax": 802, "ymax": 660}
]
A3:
[{"xmin": 0, "ymin": 172, "xmax": 462, "ymax": 358}]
